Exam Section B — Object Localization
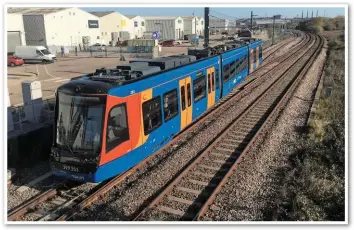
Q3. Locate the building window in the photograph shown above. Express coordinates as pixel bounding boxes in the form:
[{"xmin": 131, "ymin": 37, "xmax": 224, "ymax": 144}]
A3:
[
  {"xmin": 106, "ymin": 104, "xmax": 130, "ymax": 152},
  {"xmin": 178, "ymin": 19, "xmax": 182, "ymax": 24},
  {"xmin": 69, "ymin": 12, "xmax": 71, "ymax": 15},
  {"xmin": 97, "ymin": 36, "xmax": 100, "ymax": 39},
  {"xmin": 73, "ymin": 12, "xmax": 75, "ymax": 16},
  {"xmin": 102, "ymin": 32, "xmax": 104, "ymax": 36},
  {"xmin": 201, "ymin": 21, "xmax": 204, "ymax": 25},
  {"xmin": 142, "ymin": 96, "xmax": 162, "ymax": 135},
  {"xmin": 163, "ymin": 89, "xmax": 178, "ymax": 121},
  {"xmin": 141, "ymin": 21, "xmax": 145, "ymax": 26},
  {"xmin": 193, "ymin": 73, "xmax": 206, "ymax": 102}
]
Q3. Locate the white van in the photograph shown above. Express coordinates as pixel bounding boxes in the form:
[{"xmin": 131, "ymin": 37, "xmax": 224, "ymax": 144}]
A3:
[{"xmin": 15, "ymin": 46, "xmax": 56, "ymax": 64}]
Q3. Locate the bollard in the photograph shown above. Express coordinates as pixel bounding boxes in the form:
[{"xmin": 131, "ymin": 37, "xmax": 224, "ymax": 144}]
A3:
[
  {"xmin": 22, "ymin": 80, "xmax": 43, "ymax": 123},
  {"xmin": 7, "ymin": 91, "xmax": 14, "ymax": 132},
  {"xmin": 75, "ymin": 47, "xmax": 78, "ymax": 56}
]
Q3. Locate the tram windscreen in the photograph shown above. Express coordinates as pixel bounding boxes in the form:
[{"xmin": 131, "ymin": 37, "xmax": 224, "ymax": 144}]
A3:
[{"xmin": 56, "ymin": 92, "xmax": 106, "ymax": 154}]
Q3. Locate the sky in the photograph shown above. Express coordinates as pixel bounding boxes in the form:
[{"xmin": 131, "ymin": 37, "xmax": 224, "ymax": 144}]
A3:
[{"xmin": 81, "ymin": 7, "xmax": 345, "ymax": 19}]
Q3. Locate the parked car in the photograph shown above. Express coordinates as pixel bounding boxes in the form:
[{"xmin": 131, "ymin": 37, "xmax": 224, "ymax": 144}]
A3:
[
  {"xmin": 159, "ymin": 40, "xmax": 177, "ymax": 47},
  {"xmin": 7, "ymin": 55, "xmax": 24, "ymax": 67},
  {"xmin": 89, "ymin": 43, "xmax": 106, "ymax": 51},
  {"xmin": 15, "ymin": 46, "xmax": 56, "ymax": 63},
  {"xmin": 221, "ymin": 31, "xmax": 229, "ymax": 35}
]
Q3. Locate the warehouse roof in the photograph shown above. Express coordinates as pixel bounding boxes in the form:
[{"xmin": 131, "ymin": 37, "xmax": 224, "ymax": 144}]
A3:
[
  {"xmin": 181, "ymin": 16, "xmax": 198, "ymax": 20},
  {"xmin": 89, "ymin": 11, "xmax": 115, "ymax": 17},
  {"xmin": 7, "ymin": 7, "xmax": 68, "ymax": 15},
  {"xmin": 143, "ymin": 16, "xmax": 181, "ymax": 20},
  {"xmin": 125, "ymin": 15, "xmax": 138, "ymax": 19}
]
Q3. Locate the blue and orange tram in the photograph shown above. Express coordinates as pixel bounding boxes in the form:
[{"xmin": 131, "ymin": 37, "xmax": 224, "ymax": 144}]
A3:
[{"xmin": 51, "ymin": 39, "xmax": 263, "ymax": 182}]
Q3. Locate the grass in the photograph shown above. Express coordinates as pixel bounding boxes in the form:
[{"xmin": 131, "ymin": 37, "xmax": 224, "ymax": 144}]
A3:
[{"xmin": 271, "ymin": 32, "xmax": 345, "ymax": 221}]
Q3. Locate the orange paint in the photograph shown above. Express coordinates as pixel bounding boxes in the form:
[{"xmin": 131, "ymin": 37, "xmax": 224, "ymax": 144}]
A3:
[{"xmin": 249, "ymin": 49, "xmax": 254, "ymax": 73}]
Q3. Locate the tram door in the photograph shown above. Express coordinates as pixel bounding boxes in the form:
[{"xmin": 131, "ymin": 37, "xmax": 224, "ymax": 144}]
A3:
[
  {"xmin": 179, "ymin": 76, "xmax": 192, "ymax": 130},
  {"xmin": 207, "ymin": 67, "xmax": 216, "ymax": 109}
]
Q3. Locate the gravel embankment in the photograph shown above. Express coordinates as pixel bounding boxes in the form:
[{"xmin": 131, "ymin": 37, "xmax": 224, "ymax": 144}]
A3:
[
  {"xmin": 72, "ymin": 38, "xmax": 310, "ymax": 221},
  {"xmin": 7, "ymin": 161, "xmax": 54, "ymax": 211},
  {"xmin": 201, "ymin": 39, "xmax": 328, "ymax": 221}
]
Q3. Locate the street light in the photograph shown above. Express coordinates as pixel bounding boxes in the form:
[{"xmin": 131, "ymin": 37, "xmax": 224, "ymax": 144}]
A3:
[{"xmin": 155, "ymin": 22, "xmax": 163, "ymax": 40}]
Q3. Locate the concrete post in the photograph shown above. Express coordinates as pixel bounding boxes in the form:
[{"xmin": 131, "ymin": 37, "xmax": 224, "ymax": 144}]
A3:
[
  {"xmin": 22, "ymin": 80, "xmax": 43, "ymax": 123},
  {"xmin": 7, "ymin": 91, "xmax": 14, "ymax": 132}
]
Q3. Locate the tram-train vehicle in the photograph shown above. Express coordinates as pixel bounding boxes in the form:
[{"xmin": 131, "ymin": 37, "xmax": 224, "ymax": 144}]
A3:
[{"xmin": 51, "ymin": 39, "xmax": 263, "ymax": 182}]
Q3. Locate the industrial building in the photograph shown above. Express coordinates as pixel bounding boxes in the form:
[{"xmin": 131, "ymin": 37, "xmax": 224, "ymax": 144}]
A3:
[
  {"xmin": 210, "ymin": 18, "xmax": 229, "ymax": 33},
  {"xmin": 182, "ymin": 16, "xmax": 204, "ymax": 36},
  {"xmin": 144, "ymin": 16, "xmax": 184, "ymax": 40},
  {"xmin": 90, "ymin": 11, "xmax": 134, "ymax": 45},
  {"xmin": 126, "ymin": 15, "xmax": 146, "ymax": 39},
  {"xmin": 7, "ymin": 7, "xmax": 101, "ymax": 49},
  {"xmin": 7, "ymin": 13, "xmax": 26, "ymax": 53}
]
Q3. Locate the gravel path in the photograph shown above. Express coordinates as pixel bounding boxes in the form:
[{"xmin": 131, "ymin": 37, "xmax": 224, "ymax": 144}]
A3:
[
  {"xmin": 201, "ymin": 38, "xmax": 328, "ymax": 221},
  {"xmin": 71, "ymin": 36, "xmax": 311, "ymax": 221}
]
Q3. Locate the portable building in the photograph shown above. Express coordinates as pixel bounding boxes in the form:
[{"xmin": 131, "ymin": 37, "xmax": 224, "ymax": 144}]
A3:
[{"xmin": 144, "ymin": 16, "xmax": 184, "ymax": 40}]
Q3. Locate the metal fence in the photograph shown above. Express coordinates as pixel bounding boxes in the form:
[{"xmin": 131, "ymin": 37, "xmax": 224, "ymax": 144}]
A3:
[
  {"xmin": 8, "ymin": 97, "xmax": 56, "ymax": 137},
  {"xmin": 48, "ymin": 45, "xmax": 154, "ymax": 58}
]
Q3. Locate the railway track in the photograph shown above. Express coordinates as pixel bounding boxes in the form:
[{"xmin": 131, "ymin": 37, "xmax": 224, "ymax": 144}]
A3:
[
  {"xmin": 133, "ymin": 34, "xmax": 323, "ymax": 221},
  {"xmin": 8, "ymin": 32, "xmax": 315, "ymax": 222},
  {"xmin": 262, "ymin": 32, "xmax": 301, "ymax": 63}
]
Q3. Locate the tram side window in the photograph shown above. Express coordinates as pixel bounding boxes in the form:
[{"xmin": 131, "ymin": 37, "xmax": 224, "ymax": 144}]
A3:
[
  {"xmin": 215, "ymin": 68, "xmax": 219, "ymax": 89},
  {"xmin": 235, "ymin": 60, "xmax": 240, "ymax": 75},
  {"xmin": 223, "ymin": 64, "xmax": 230, "ymax": 82},
  {"xmin": 230, "ymin": 61, "xmax": 236, "ymax": 78},
  {"xmin": 193, "ymin": 76, "xmax": 206, "ymax": 102},
  {"xmin": 142, "ymin": 96, "xmax": 162, "ymax": 135},
  {"xmin": 241, "ymin": 57, "xmax": 246, "ymax": 71},
  {"xmin": 163, "ymin": 89, "xmax": 178, "ymax": 122},
  {"xmin": 254, "ymin": 49, "xmax": 257, "ymax": 63},
  {"xmin": 207, "ymin": 73, "xmax": 211, "ymax": 93},
  {"xmin": 260, "ymin": 47, "xmax": 263, "ymax": 59},
  {"xmin": 106, "ymin": 103, "xmax": 130, "ymax": 152}
]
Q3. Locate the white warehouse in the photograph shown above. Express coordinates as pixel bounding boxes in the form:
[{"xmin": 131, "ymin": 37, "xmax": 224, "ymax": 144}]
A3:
[
  {"xmin": 7, "ymin": 13, "xmax": 26, "ymax": 53},
  {"xmin": 144, "ymin": 16, "xmax": 184, "ymax": 40},
  {"xmin": 90, "ymin": 11, "xmax": 133, "ymax": 45},
  {"xmin": 126, "ymin": 15, "xmax": 146, "ymax": 39},
  {"xmin": 7, "ymin": 7, "xmax": 101, "ymax": 49},
  {"xmin": 182, "ymin": 16, "xmax": 204, "ymax": 36}
]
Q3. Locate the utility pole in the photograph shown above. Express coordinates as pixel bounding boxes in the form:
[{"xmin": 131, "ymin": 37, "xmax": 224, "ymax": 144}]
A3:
[
  {"xmin": 302, "ymin": 10, "xmax": 303, "ymax": 19},
  {"xmin": 312, "ymin": 11, "xmax": 313, "ymax": 18},
  {"xmin": 316, "ymin": 10, "xmax": 318, "ymax": 18},
  {"xmin": 307, "ymin": 10, "xmax": 308, "ymax": 18},
  {"xmin": 250, "ymin": 11, "xmax": 253, "ymax": 31},
  {"xmin": 204, "ymin": 7, "xmax": 209, "ymax": 48},
  {"xmin": 272, "ymin": 15, "xmax": 275, "ymax": 45}
]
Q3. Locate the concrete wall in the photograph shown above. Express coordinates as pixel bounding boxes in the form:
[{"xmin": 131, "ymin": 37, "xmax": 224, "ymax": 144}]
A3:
[
  {"xmin": 44, "ymin": 8, "xmax": 101, "ymax": 47},
  {"xmin": 7, "ymin": 13, "xmax": 26, "ymax": 46}
]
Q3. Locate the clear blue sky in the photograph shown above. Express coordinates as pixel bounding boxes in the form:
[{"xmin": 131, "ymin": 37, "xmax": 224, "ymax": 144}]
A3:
[{"xmin": 81, "ymin": 7, "xmax": 345, "ymax": 19}]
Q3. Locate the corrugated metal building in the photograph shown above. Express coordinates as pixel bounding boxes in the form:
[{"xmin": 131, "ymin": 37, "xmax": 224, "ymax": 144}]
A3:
[
  {"xmin": 144, "ymin": 16, "xmax": 184, "ymax": 40},
  {"xmin": 7, "ymin": 7, "xmax": 101, "ymax": 48},
  {"xmin": 181, "ymin": 16, "xmax": 204, "ymax": 36},
  {"xmin": 7, "ymin": 13, "xmax": 26, "ymax": 53}
]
